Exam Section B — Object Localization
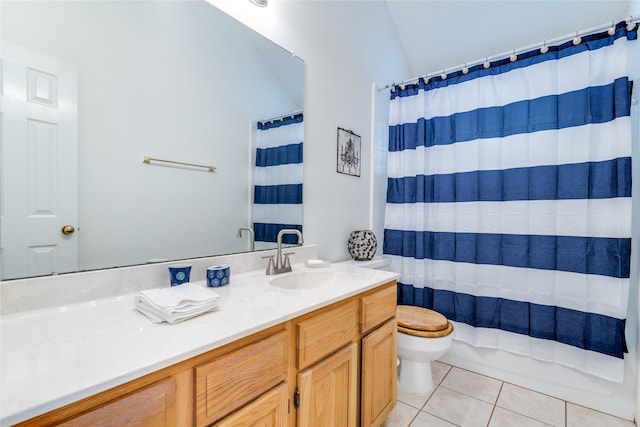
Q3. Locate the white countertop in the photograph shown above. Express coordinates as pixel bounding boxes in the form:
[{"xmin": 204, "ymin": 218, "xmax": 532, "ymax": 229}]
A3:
[{"xmin": 0, "ymin": 262, "xmax": 398, "ymax": 426}]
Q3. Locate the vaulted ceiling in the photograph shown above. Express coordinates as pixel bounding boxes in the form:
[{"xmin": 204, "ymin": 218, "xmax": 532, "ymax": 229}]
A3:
[
  {"xmin": 384, "ymin": 0, "xmax": 632, "ymax": 80},
  {"xmin": 212, "ymin": 0, "xmax": 634, "ymax": 88}
]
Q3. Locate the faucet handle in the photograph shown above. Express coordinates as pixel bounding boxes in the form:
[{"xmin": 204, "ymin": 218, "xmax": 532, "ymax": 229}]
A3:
[
  {"xmin": 262, "ymin": 255, "xmax": 276, "ymax": 275},
  {"xmin": 282, "ymin": 252, "xmax": 295, "ymax": 269}
]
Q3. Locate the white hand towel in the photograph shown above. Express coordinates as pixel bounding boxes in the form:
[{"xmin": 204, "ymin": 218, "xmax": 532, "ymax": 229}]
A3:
[{"xmin": 135, "ymin": 283, "xmax": 221, "ymax": 324}]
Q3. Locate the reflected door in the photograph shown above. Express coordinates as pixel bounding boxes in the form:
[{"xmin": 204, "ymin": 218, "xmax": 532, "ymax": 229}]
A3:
[{"xmin": 0, "ymin": 42, "xmax": 78, "ymax": 279}]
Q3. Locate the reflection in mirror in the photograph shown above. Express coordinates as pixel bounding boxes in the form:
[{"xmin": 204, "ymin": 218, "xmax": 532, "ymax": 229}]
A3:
[
  {"xmin": 253, "ymin": 113, "xmax": 304, "ymax": 250},
  {"xmin": 0, "ymin": 0, "xmax": 304, "ymax": 280}
]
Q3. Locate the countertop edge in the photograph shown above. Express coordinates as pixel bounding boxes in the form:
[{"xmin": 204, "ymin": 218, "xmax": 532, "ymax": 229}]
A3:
[{"xmin": 1, "ymin": 264, "xmax": 399, "ymax": 426}]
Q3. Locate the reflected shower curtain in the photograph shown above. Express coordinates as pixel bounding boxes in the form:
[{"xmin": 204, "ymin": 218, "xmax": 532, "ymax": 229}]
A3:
[
  {"xmin": 253, "ymin": 113, "xmax": 303, "ymax": 248},
  {"xmin": 384, "ymin": 23, "xmax": 637, "ymax": 381}
]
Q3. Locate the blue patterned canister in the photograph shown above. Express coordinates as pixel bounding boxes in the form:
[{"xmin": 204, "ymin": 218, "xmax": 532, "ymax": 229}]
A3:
[
  {"xmin": 169, "ymin": 264, "xmax": 191, "ymax": 286},
  {"xmin": 206, "ymin": 264, "xmax": 230, "ymax": 287}
]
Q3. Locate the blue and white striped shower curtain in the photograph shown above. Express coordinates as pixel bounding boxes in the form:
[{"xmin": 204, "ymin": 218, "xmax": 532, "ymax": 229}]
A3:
[
  {"xmin": 384, "ymin": 23, "xmax": 637, "ymax": 381},
  {"xmin": 253, "ymin": 113, "xmax": 303, "ymax": 247}
]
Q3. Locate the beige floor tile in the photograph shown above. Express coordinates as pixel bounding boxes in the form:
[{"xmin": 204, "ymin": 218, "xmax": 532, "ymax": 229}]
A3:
[
  {"xmin": 489, "ymin": 407, "xmax": 554, "ymax": 427},
  {"xmin": 411, "ymin": 411, "xmax": 458, "ymax": 427},
  {"xmin": 567, "ymin": 403, "xmax": 635, "ymax": 427},
  {"xmin": 423, "ymin": 386, "xmax": 494, "ymax": 427},
  {"xmin": 440, "ymin": 367, "xmax": 502, "ymax": 404},
  {"xmin": 396, "ymin": 361, "xmax": 450, "ymax": 409},
  {"xmin": 432, "ymin": 360, "xmax": 452, "ymax": 385},
  {"xmin": 385, "ymin": 363, "xmax": 635, "ymax": 427},
  {"xmin": 496, "ymin": 383, "xmax": 565, "ymax": 427},
  {"xmin": 397, "ymin": 388, "xmax": 432, "ymax": 410},
  {"xmin": 382, "ymin": 401, "xmax": 421, "ymax": 427}
]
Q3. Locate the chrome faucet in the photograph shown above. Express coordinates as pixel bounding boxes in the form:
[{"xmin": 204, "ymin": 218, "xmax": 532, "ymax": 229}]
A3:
[
  {"xmin": 237, "ymin": 227, "xmax": 255, "ymax": 251},
  {"xmin": 263, "ymin": 229, "xmax": 303, "ymax": 275}
]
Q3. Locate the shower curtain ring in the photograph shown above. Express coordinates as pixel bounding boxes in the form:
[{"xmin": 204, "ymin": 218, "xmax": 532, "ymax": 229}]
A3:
[
  {"xmin": 540, "ymin": 41, "xmax": 549, "ymax": 54},
  {"xmin": 573, "ymin": 31, "xmax": 582, "ymax": 45}
]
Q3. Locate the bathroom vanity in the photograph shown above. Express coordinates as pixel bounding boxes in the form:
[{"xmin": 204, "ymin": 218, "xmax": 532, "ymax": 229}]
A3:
[{"xmin": 0, "ymin": 257, "xmax": 398, "ymax": 426}]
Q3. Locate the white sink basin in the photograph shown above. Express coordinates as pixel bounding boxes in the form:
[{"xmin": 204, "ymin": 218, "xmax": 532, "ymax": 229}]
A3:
[{"xmin": 269, "ymin": 271, "xmax": 351, "ymax": 290}]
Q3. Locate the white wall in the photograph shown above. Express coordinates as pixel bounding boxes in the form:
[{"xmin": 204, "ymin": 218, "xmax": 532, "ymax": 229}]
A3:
[{"xmin": 208, "ymin": 0, "xmax": 409, "ymax": 261}]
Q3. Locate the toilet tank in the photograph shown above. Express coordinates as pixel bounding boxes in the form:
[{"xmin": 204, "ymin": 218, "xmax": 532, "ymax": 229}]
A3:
[{"xmin": 351, "ymin": 255, "xmax": 392, "ymax": 271}]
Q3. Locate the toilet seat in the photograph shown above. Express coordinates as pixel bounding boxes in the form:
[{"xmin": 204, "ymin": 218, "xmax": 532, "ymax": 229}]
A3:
[{"xmin": 397, "ymin": 305, "xmax": 454, "ymax": 338}]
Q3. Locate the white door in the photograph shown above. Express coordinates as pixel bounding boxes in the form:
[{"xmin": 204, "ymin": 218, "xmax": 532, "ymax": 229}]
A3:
[{"xmin": 0, "ymin": 42, "xmax": 78, "ymax": 279}]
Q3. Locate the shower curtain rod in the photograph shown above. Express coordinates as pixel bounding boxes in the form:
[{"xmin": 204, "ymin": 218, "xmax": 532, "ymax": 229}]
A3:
[
  {"xmin": 259, "ymin": 109, "xmax": 303, "ymax": 125},
  {"xmin": 379, "ymin": 16, "xmax": 639, "ymax": 91}
]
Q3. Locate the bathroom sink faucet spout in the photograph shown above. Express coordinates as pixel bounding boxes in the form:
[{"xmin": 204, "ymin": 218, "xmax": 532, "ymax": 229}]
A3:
[
  {"xmin": 237, "ymin": 227, "xmax": 255, "ymax": 251},
  {"xmin": 265, "ymin": 229, "xmax": 303, "ymax": 275}
]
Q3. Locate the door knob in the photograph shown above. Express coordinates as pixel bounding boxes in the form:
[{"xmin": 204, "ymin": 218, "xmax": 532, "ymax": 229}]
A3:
[{"xmin": 61, "ymin": 225, "xmax": 75, "ymax": 236}]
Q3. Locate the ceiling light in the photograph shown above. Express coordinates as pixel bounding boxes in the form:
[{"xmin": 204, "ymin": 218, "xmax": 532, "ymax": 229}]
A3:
[{"xmin": 249, "ymin": 0, "xmax": 268, "ymax": 6}]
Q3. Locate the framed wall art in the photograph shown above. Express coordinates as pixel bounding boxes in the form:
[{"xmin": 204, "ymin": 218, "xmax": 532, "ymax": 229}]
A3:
[{"xmin": 336, "ymin": 127, "xmax": 361, "ymax": 177}]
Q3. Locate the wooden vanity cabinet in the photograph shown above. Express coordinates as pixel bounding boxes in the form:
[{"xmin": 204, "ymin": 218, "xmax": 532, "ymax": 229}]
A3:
[
  {"xmin": 17, "ymin": 281, "xmax": 397, "ymax": 427},
  {"xmin": 294, "ymin": 281, "xmax": 397, "ymax": 427},
  {"xmin": 17, "ymin": 325, "xmax": 288, "ymax": 427}
]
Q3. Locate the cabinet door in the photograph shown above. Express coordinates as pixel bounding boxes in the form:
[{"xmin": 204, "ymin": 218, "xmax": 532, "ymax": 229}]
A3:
[
  {"xmin": 213, "ymin": 383, "xmax": 289, "ymax": 427},
  {"xmin": 297, "ymin": 342, "xmax": 357, "ymax": 427},
  {"xmin": 361, "ymin": 319, "xmax": 397, "ymax": 427},
  {"xmin": 59, "ymin": 377, "xmax": 176, "ymax": 427}
]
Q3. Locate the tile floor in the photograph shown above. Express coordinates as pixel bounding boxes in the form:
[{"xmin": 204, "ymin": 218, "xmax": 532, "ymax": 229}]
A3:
[{"xmin": 382, "ymin": 361, "xmax": 636, "ymax": 427}]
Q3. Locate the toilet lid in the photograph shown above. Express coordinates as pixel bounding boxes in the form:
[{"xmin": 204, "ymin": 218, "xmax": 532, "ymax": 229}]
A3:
[
  {"xmin": 397, "ymin": 305, "xmax": 449, "ymax": 332},
  {"xmin": 398, "ymin": 322, "xmax": 454, "ymax": 338}
]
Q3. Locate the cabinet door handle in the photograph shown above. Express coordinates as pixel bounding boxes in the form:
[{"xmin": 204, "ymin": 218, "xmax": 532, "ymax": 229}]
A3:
[{"xmin": 294, "ymin": 387, "xmax": 300, "ymax": 408}]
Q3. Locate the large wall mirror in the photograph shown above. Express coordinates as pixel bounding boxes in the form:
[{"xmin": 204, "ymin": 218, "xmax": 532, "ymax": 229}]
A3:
[{"xmin": 0, "ymin": 0, "xmax": 304, "ymax": 280}]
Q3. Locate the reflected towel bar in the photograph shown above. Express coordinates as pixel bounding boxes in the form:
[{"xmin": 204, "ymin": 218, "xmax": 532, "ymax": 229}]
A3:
[{"xmin": 142, "ymin": 156, "xmax": 216, "ymax": 172}]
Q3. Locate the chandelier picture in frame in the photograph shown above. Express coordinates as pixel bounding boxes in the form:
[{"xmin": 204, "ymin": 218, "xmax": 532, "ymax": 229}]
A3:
[{"xmin": 337, "ymin": 127, "xmax": 361, "ymax": 177}]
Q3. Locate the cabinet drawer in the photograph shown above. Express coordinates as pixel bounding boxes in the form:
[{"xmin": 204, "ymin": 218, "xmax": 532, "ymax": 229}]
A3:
[
  {"xmin": 59, "ymin": 377, "xmax": 176, "ymax": 426},
  {"xmin": 360, "ymin": 282, "xmax": 397, "ymax": 334},
  {"xmin": 297, "ymin": 301, "xmax": 357, "ymax": 369},
  {"xmin": 195, "ymin": 329, "xmax": 288, "ymax": 426}
]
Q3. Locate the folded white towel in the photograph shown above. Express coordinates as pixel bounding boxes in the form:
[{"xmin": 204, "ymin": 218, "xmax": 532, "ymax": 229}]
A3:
[{"xmin": 135, "ymin": 283, "xmax": 221, "ymax": 324}]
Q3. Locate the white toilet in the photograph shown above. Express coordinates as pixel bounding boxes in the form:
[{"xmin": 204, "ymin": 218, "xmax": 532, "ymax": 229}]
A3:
[
  {"xmin": 351, "ymin": 256, "xmax": 454, "ymax": 394},
  {"xmin": 396, "ymin": 305, "xmax": 454, "ymax": 394}
]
